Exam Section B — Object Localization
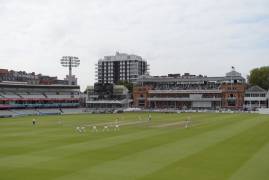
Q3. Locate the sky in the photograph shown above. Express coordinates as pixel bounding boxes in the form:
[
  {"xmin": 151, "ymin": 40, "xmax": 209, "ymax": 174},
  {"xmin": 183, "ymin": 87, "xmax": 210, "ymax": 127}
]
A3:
[{"xmin": 0, "ymin": 0, "xmax": 269, "ymax": 90}]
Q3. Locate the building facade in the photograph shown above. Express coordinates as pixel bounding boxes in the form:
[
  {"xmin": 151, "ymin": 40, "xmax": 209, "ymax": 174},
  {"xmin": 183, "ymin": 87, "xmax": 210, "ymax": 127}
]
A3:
[
  {"xmin": 133, "ymin": 86, "xmax": 152, "ymax": 108},
  {"xmin": 96, "ymin": 52, "xmax": 148, "ymax": 84},
  {"xmin": 86, "ymin": 83, "xmax": 130, "ymax": 109},
  {"xmin": 133, "ymin": 70, "xmax": 246, "ymax": 110},
  {"xmin": 221, "ymin": 83, "xmax": 246, "ymax": 110},
  {"xmin": 0, "ymin": 69, "xmax": 69, "ymax": 85},
  {"xmin": 0, "ymin": 82, "xmax": 80, "ymax": 110},
  {"xmin": 244, "ymin": 86, "xmax": 268, "ymax": 110}
]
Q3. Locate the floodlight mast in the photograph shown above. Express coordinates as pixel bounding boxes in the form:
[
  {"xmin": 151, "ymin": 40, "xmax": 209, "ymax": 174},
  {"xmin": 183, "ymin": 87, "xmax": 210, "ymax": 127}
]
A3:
[{"xmin": 60, "ymin": 56, "xmax": 80, "ymax": 85}]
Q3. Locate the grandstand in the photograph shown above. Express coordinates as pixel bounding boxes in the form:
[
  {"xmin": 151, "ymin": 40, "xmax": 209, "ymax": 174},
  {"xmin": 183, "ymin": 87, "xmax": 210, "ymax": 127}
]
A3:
[
  {"xmin": 134, "ymin": 70, "xmax": 247, "ymax": 110},
  {"xmin": 0, "ymin": 82, "xmax": 80, "ymax": 111}
]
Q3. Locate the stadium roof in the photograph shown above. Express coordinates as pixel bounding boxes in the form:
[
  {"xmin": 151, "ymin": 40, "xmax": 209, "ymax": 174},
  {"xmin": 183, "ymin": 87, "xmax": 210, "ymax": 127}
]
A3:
[
  {"xmin": 225, "ymin": 70, "xmax": 242, "ymax": 77},
  {"xmin": 0, "ymin": 82, "xmax": 80, "ymax": 89},
  {"xmin": 246, "ymin": 85, "xmax": 266, "ymax": 93},
  {"xmin": 137, "ymin": 75, "xmax": 245, "ymax": 83},
  {"xmin": 136, "ymin": 70, "xmax": 246, "ymax": 84}
]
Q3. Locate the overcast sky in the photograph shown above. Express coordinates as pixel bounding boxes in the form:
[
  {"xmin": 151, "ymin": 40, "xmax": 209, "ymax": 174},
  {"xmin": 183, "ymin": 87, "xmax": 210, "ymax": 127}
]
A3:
[{"xmin": 0, "ymin": 0, "xmax": 268, "ymax": 90}]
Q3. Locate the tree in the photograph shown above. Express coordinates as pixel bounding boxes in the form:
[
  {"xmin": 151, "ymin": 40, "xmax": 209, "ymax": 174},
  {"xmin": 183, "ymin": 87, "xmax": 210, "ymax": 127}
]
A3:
[
  {"xmin": 116, "ymin": 80, "xmax": 133, "ymax": 92},
  {"xmin": 248, "ymin": 66, "xmax": 269, "ymax": 90}
]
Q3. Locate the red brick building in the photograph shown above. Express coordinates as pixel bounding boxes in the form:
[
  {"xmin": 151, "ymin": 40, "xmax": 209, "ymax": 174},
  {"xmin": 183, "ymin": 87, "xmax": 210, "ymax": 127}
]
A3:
[
  {"xmin": 133, "ymin": 86, "xmax": 152, "ymax": 108},
  {"xmin": 133, "ymin": 70, "xmax": 247, "ymax": 110},
  {"xmin": 221, "ymin": 83, "xmax": 246, "ymax": 110}
]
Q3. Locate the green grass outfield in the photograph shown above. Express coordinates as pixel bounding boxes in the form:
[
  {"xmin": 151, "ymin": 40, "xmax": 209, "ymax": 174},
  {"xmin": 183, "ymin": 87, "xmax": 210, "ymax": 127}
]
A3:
[{"xmin": 0, "ymin": 112, "xmax": 269, "ymax": 180}]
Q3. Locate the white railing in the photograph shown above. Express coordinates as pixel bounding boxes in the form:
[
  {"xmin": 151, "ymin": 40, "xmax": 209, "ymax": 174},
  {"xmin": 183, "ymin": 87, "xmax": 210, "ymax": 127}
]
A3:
[{"xmin": 147, "ymin": 97, "xmax": 221, "ymax": 101}]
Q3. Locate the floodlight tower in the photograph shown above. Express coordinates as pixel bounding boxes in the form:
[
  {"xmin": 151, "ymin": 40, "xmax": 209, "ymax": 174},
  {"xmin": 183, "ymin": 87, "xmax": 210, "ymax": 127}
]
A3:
[{"xmin": 60, "ymin": 56, "xmax": 80, "ymax": 85}]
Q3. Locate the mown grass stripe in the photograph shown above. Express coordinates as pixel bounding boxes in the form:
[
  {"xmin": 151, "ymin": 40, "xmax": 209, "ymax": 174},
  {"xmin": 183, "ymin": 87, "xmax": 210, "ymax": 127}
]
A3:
[
  {"xmin": 229, "ymin": 143, "xmax": 269, "ymax": 179},
  {"xmin": 0, "ymin": 114, "xmax": 240, "ymax": 170},
  {"xmin": 31, "ymin": 114, "xmax": 241, "ymax": 172},
  {"xmin": 141, "ymin": 117, "xmax": 269, "ymax": 180},
  {"xmin": 54, "ymin": 116, "xmax": 264, "ymax": 179}
]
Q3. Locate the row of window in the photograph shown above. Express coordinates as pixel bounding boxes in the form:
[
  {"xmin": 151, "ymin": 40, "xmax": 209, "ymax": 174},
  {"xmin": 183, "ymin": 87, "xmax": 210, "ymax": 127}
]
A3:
[
  {"xmin": 245, "ymin": 94, "xmax": 266, "ymax": 97},
  {"xmin": 99, "ymin": 69, "xmax": 139, "ymax": 73}
]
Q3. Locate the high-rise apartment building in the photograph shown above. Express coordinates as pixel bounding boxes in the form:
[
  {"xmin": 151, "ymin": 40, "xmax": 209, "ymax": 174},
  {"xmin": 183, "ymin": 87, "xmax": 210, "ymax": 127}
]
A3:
[{"xmin": 96, "ymin": 52, "xmax": 148, "ymax": 84}]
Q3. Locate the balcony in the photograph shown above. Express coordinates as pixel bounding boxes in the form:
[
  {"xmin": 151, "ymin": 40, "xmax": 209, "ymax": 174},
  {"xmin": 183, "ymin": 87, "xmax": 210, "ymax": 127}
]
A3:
[
  {"xmin": 244, "ymin": 97, "xmax": 267, "ymax": 101},
  {"xmin": 147, "ymin": 97, "xmax": 221, "ymax": 102},
  {"xmin": 149, "ymin": 89, "xmax": 221, "ymax": 94}
]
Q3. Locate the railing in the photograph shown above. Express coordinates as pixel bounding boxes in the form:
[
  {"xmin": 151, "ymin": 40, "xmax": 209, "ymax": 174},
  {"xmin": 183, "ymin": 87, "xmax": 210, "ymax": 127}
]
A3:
[
  {"xmin": 149, "ymin": 89, "xmax": 222, "ymax": 94},
  {"xmin": 0, "ymin": 103, "xmax": 80, "ymax": 109},
  {"xmin": 147, "ymin": 97, "xmax": 221, "ymax": 101}
]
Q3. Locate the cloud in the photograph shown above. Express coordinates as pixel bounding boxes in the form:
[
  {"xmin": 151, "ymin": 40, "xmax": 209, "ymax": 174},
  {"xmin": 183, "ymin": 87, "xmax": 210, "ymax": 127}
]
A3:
[{"xmin": 0, "ymin": 0, "xmax": 268, "ymax": 90}]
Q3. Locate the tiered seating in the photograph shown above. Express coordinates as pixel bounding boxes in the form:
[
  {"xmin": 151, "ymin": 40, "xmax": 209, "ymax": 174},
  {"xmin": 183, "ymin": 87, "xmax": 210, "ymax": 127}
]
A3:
[
  {"xmin": 0, "ymin": 83, "xmax": 80, "ymax": 113},
  {"xmin": 45, "ymin": 92, "xmax": 72, "ymax": 99},
  {"xmin": 2, "ymin": 92, "xmax": 20, "ymax": 98},
  {"xmin": 23, "ymin": 94, "xmax": 46, "ymax": 98},
  {"xmin": 0, "ymin": 92, "xmax": 5, "ymax": 98},
  {"xmin": 47, "ymin": 95, "xmax": 71, "ymax": 98},
  {"xmin": 20, "ymin": 92, "xmax": 46, "ymax": 99},
  {"xmin": 155, "ymin": 83, "xmax": 220, "ymax": 90},
  {"xmin": 1, "ymin": 91, "xmax": 78, "ymax": 99}
]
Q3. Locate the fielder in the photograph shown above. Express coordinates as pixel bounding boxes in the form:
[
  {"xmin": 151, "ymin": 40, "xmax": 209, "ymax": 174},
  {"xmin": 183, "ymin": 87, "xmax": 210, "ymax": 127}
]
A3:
[
  {"xmin": 114, "ymin": 124, "xmax": 120, "ymax": 131},
  {"xmin": 103, "ymin": 125, "xmax": 109, "ymax": 132},
  {"xmin": 185, "ymin": 116, "xmax": 192, "ymax": 128},
  {"xmin": 32, "ymin": 118, "xmax": 36, "ymax": 126},
  {"xmin": 148, "ymin": 114, "xmax": 152, "ymax": 121},
  {"xmin": 92, "ymin": 125, "xmax": 98, "ymax": 132},
  {"xmin": 76, "ymin": 126, "xmax": 82, "ymax": 133}
]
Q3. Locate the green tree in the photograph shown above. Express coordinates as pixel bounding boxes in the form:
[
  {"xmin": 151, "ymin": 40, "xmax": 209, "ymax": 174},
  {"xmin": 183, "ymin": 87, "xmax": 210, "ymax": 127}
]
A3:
[
  {"xmin": 248, "ymin": 66, "xmax": 269, "ymax": 90},
  {"xmin": 116, "ymin": 80, "xmax": 133, "ymax": 92}
]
